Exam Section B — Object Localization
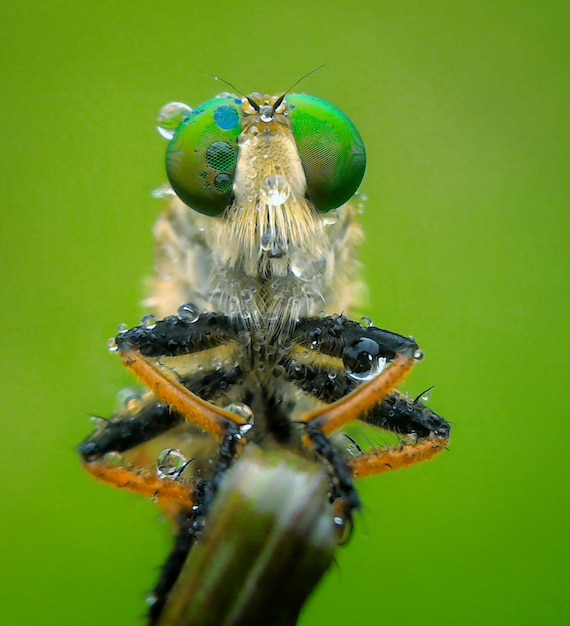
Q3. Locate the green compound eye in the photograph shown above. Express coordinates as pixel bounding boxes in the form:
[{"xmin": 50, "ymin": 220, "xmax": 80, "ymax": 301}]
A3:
[
  {"xmin": 166, "ymin": 97, "xmax": 243, "ymax": 216},
  {"xmin": 287, "ymin": 94, "xmax": 366, "ymax": 212}
]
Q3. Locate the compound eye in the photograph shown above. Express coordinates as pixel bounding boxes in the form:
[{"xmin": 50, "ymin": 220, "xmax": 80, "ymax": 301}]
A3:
[
  {"xmin": 287, "ymin": 95, "xmax": 366, "ymax": 212},
  {"xmin": 165, "ymin": 97, "xmax": 243, "ymax": 217}
]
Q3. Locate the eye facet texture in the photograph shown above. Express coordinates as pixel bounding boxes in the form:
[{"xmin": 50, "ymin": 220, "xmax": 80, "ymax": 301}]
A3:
[
  {"xmin": 166, "ymin": 94, "xmax": 366, "ymax": 216},
  {"xmin": 166, "ymin": 97, "xmax": 243, "ymax": 216},
  {"xmin": 287, "ymin": 94, "xmax": 366, "ymax": 212}
]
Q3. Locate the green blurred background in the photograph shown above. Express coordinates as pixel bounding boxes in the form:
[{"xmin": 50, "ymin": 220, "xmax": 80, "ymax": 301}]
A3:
[{"xmin": 1, "ymin": 1, "xmax": 568, "ymax": 624}]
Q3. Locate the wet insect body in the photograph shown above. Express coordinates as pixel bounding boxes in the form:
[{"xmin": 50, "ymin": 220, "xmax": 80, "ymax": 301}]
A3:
[{"xmin": 79, "ymin": 90, "xmax": 451, "ymax": 625}]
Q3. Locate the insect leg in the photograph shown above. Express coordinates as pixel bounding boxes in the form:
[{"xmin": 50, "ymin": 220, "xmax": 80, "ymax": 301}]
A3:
[
  {"xmin": 348, "ymin": 393, "xmax": 450, "ymax": 478},
  {"xmin": 115, "ymin": 313, "xmax": 250, "ymax": 440},
  {"xmin": 286, "ymin": 316, "xmax": 421, "ymax": 434},
  {"xmin": 79, "ymin": 400, "xmax": 197, "ymax": 511},
  {"xmin": 298, "ymin": 349, "xmax": 419, "ymax": 434},
  {"xmin": 286, "ymin": 315, "xmax": 450, "ymax": 478}
]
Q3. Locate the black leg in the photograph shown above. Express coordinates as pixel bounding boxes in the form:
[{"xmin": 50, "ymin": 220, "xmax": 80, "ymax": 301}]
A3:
[{"xmin": 79, "ymin": 400, "xmax": 181, "ymax": 460}]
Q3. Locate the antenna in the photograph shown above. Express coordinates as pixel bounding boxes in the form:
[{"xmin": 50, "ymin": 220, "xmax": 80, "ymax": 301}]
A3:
[
  {"xmin": 206, "ymin": 73, "xmax": 246, "ymax": 97},
  {"xmin": 206, "ymin": 66, "xmax": 325, "ymax": 112},
  {"xmin": 284, "ymin": 65, "xmax": 325, "ymax": 94},
  {"xmin": 206, "ymin": 73, "xmax": 260, "ymax": 111},
  {"xmin": 274, "ymin": 65, "xmax": 325, "ymax": 108}
]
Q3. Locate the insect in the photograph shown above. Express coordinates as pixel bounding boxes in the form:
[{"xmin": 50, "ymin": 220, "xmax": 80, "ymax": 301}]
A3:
[{"xmin": 79, "ymin": 87, "xmax": 451, "ymax": 626}]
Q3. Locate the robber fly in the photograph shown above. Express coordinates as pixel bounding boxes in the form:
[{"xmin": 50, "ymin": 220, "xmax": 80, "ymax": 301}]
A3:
[{"xmin": 79, "ymin": 86, "xmax": 451, "ymax": 626}]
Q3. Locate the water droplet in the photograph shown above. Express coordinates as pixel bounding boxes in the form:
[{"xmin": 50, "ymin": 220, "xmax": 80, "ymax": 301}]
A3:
[
  {"xmin": 347, "ymin": 357, "xmax": 387, "ymax": 382},
  {"xmin": 332, "ymin": 512, "xmax": 353, "ymax": 545},
  {"xmin": 268, "ymin": 242, "xmax": 283, "ymax": 258},
  {"xmin": 343, "ymin": 337, "xmax": 388, "ymax": 382},
  {"xmin": 146, "ymin": 594, "xmax": 158, "ymax": 607},
  {"xmin": 157, "ymin": 102, "xmax": 192, "ymax": 139},
  {"xmin": 238, "ymin": 135, "xmax": 251, "ymax": 149},
  {"xmin": 228, "ymin": 296, "xmax": 240, "ymax": 316},
  {"xmin": 156, "ymin": 448, "xmax": 190, "ymax": 479},
  {"xmin": 259, "ymin": 105, "xmax": 274, "ymax": 123},
  {"xmin": 239, "ymin": 423, "xmax": 253, "ymax": 435},
  {"xmin": 343, "ymin": 435, "xmax": 362, "ymax": 457},
  {"xmin": 107, "ymin": 338, "xmax": 118, "ymax": 352},
  {"xmin": 290, "ymin": 253, "xmax": 326, "ymax": 281},
  {"xmin": 88, "ymin": 415, "xmax": 107, "ymax": 428},
  {"xmin": 359, "ymin": 316, "xmax": 373, "ymax": 328},
  {"xmin": 117, "ymin": 387, "xmax": 140, "ymax": 404},
  {"xmin": 261, "ymin": 230, "xmax": 275, "ymax": 251},
  {"xmin": 402, "ymin": 432, "xmax": 418, "ymax": 445},
  {"xmin": 322, "ymin": 211, "xmax": 339, "ymax": 226},
  {"xmin": 141, "ymin": 314, "xmax": 157, "ymax": 329},
  {"xmin": 414, "ymin": 349, "xmax": 424, "ymax": 361},
  {"xmin": 117, "ymin": 323, "xmax": 129, "ymax": 334},
  {"xmin": 152, "ymin": 184, "xmax": 176, "ymax": 199},
  {"xmin": 177, "ymin": 303, "xmax": 200, "ymax": 323},
  {"xmin": 421, "ymin": 391, "xmax": 431, "ymax": 402},
  {"xmin": 260, "ymin": 175, "xmax": 290, "ymax": 206},
  {"xmin": 241, "ymin": 289, "xmax": 254, "ymax": 302},
  {"xmin": 103, "ymin": 452, "xmax": 125, "ymax": 467},
  {"xmin": 225, "ymin": 403, "xmax": 254, "ymax": 423}
]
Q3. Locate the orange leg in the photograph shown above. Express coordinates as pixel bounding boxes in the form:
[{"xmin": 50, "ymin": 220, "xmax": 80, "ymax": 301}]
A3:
[
  {"xmin": 82, "ymin": 459, "xmax": 197, "ymax": 520},
  {"xmin": 349, "ymin": 437, "xmax": 448, "ymax": 479},
  {"xmin": 300, "ymin": 352, "xmax": 418, "ymax": 436},
  {"xmin": 118, "ymin": 345, "xmax": 247, "ymax": 441}
]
